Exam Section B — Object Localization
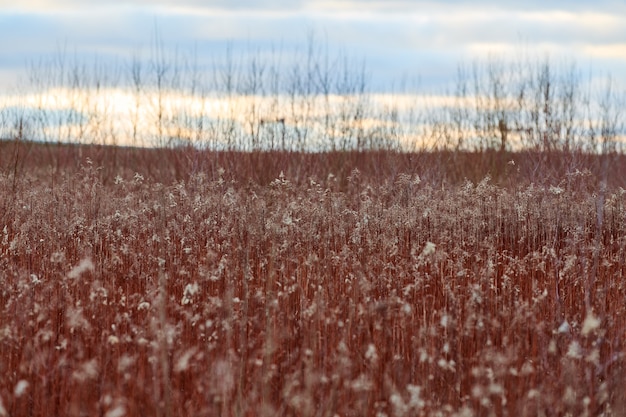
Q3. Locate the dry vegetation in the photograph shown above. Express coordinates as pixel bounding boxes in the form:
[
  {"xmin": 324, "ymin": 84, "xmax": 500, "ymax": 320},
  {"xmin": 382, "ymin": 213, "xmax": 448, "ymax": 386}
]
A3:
[
  {"xmin": 2, "ymin": 39, "xmax": 626, "ymax": 415},
  {"xmin": 2, "ymin": 144, "xmax": 626, "ymax": 417}
]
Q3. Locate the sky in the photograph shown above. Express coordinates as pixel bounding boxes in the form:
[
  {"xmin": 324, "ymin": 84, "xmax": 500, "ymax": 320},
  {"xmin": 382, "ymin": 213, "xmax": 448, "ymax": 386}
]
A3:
[
  {"xmin": 0, "ymin": 1, "xmax": 625, "ymax": 149},
  {"xmin": 1, "ymin": 0, "xmax": 626, "ymax": 93}
]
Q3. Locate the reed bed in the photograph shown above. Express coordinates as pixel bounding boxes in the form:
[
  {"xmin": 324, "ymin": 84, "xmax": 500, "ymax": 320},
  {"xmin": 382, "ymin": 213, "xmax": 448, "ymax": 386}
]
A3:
[{"xmin": 1, "ymin": 149, "xmax": 625, "ymax": 416}]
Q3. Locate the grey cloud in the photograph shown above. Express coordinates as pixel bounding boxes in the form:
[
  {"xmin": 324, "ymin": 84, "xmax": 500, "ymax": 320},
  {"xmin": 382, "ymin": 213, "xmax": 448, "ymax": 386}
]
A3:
[
  {"xmin": 1, "ymin": 0, "xmax": 625, "ymax": 93},
  {"xmin": 2, "ymin": 0, "xmax": 625, "ymax": 13}
]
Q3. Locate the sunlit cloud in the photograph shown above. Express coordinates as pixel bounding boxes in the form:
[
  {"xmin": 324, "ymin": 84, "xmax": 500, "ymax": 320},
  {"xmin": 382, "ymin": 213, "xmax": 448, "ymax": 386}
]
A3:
[
  {"xmin": 581, "ymin": 43, "xmax": 626, "ymax": 60},
  {"xmin": 3, "ymin": 76, "xmax": 618, "ymax": 151},
  {"xmin": 1, "ymin": 85, "xmax": 448, "ymax": 149}
]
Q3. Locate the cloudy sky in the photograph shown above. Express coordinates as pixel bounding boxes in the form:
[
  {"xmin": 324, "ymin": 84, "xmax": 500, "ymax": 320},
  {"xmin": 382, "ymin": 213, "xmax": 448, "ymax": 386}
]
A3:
[{"xmin": 1, "ymin": 0, "xmax": 626, "ymax": 93}]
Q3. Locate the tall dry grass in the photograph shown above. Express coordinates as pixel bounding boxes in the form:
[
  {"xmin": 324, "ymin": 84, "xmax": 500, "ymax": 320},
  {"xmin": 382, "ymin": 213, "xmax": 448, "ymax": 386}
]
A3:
[
  {"xmin": 1, "ymin": 37, "xmax": 625, "ymax": 416},
  {"xmin": 2, "ymin": 149, "xmax": 626, "ymax": 416}
]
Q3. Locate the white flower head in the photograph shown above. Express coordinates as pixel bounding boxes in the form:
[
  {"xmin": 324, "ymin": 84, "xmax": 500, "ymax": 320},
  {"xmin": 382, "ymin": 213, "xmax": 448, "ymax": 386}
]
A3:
[
  {"xmin": 581, "ymin": 312, "xmax": 601, "ymax": 336},
  {"xmin": 67, "ymin": 258, "xmax": 94, "ymax": 279},
  {"xmin": 566, "ymin": 341, "xmax": 583, "ymax": 359},
  {"xmin": 549, "ymin": 185, "xmax": 564, "ymax": 195},
  {"xmin": 421, "ymin": 242, "xmax": 436, "ymax": 257},
  {"xmin": 14, "ymin": 380, "xmax": 29, "ymax": 397},
  {"xmin": 557, "ymin": 320, "xmax": 570, "ymax": 334},
  {"xmin": 181, "ymin": 282, "xmax": 200, "ymax": 305},
  {"xmin": 365, "ymin": 343, "xmax": 378, "ymax": 364}
]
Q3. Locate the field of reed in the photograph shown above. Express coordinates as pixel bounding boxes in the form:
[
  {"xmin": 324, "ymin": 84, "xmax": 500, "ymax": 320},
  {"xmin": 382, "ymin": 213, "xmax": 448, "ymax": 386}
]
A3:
[{"xmin": 1, "ymin": 145, "xmax": 626, "ymax": 416}]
